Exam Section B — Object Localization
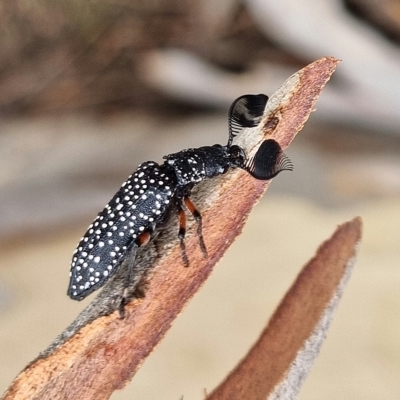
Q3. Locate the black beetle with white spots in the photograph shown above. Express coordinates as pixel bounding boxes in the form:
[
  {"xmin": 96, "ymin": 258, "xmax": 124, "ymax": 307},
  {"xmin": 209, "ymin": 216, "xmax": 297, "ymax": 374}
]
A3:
[{"xmin": 68, "ymin": 94, "xmax": 293, "ymax": 317}]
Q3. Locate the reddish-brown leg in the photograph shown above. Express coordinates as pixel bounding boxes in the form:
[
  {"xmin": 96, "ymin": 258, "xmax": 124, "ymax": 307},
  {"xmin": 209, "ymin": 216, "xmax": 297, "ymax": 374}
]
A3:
[
  {"xmin": 184, "ymin": 196, "xmax": 208, "ymax": 257},
  {"xmin": 177, "ymin": 202, "xmax": 189, "ymax": 266}
]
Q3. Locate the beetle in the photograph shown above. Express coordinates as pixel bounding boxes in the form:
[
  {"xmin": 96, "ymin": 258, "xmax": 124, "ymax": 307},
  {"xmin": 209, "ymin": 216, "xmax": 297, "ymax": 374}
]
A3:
[{"xmin": 67, "ymin": 94, "xmax": 293, "ymax": 316}]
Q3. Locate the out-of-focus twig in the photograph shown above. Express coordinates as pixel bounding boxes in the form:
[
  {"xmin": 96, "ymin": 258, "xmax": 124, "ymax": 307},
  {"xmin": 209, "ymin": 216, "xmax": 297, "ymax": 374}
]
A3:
[{"xmin": 207, "ymin": 217, "xmax": 362, "ymax": 400}]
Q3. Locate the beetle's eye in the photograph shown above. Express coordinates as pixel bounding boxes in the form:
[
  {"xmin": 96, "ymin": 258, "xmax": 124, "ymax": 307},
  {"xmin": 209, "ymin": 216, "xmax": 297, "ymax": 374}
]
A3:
[{"xmin": 228, "ymin": 145, "xmax": 246, "ymax": 167}]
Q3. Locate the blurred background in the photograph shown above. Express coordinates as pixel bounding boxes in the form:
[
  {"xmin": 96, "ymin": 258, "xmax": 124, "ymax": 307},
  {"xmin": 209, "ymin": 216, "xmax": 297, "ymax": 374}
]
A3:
[{"xmin": 1, "ymin": 0, "xmax": 400, "ymax": 399}]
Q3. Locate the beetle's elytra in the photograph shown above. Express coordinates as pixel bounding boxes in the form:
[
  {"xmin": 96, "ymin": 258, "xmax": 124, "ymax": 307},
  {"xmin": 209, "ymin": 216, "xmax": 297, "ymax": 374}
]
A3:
[{"xmin": 68, "ymin": 94, "xmax": 293, "ymax": 316}]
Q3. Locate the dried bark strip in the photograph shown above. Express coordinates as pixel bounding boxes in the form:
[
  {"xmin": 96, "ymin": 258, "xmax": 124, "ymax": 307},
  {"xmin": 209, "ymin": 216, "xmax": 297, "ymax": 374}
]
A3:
[
  {"xmin": 2, "ymin": 57, "xmax": 339, "ymax": 400},
  {"xmin": 207, "ymin": 217, "xmax": 362, "ymax": 400}
]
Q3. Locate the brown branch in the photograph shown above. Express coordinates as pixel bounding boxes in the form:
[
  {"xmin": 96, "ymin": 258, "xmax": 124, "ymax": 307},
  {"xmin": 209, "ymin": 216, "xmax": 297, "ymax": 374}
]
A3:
[
  {"xmin": 207, "ymin": 217, "xmax": 362, "ymax": 400},
  {"xmin": 2, "ymin": 57, "xmax": 339, "ymax": 400}
]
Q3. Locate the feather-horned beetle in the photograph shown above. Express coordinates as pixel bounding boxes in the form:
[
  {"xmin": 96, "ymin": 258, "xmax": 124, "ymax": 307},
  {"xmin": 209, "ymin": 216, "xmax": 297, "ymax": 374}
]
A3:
[{"xmin": 68, "ymin": 94, "xmax": 293, "ymax": 317}]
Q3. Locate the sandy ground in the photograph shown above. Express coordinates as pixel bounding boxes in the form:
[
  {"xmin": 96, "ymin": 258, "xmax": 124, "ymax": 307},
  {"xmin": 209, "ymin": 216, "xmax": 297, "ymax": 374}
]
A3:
[{"xmin": 1, "ymin": 117, "xmax": 400, "ymax": 399}]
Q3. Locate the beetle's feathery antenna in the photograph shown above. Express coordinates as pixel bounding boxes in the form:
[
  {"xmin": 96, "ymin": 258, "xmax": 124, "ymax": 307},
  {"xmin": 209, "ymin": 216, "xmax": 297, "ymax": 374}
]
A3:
[
  {"xmin": 245, "ymin": 139, "xmax": 293, "ymax": 180},
  {"xmin": 227, "ymin": 94, "xmax": 268, "ymax": 147}
]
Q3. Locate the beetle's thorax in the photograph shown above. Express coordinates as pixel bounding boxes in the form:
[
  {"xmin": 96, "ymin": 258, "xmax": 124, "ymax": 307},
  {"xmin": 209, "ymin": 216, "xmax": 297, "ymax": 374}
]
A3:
[{"xmin": 163, "ymin": 144, "xmax": 246, "ymax": 187}]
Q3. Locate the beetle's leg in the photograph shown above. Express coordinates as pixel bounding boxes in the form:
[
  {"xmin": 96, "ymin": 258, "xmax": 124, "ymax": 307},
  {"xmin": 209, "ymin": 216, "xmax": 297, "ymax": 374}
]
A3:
[
  {"xmin": 119, "ymin": 231, "xmax": 151, "ymax": 319},
  {"xmin": 176, "ymin": 199, "xmax": 189, "ymax": 267},
  {"xmin": 184, "ymin": 196, "xmax": 208, "ymax": 257},
  {"xmin": 133, "ymin": 273, "xmax": 150, "ymax": 299}
]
